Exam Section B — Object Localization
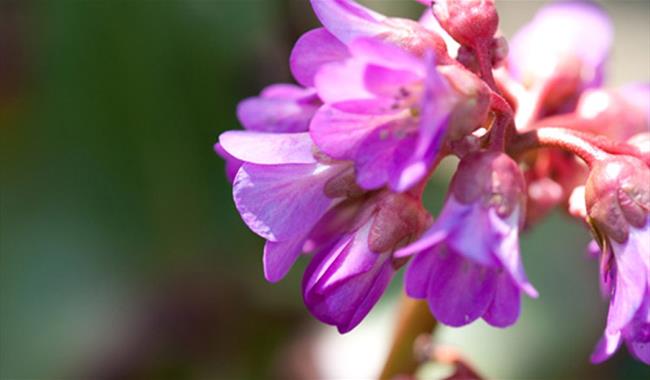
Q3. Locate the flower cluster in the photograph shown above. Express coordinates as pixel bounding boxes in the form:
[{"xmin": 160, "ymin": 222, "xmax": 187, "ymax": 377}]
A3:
[{"xmin": 216, "ymin": 0, "xmax": 649, "ymax": 365}]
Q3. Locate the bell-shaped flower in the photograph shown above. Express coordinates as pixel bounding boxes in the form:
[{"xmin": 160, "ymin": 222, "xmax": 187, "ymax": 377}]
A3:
[
  {"xmin": 218, "ymin": 131, "xmax": 355, "ymax": 282},
  {"xmin": 585, "ymin": 156, "xmax": 650, "ymax": 364},
  {"xmin": 303, "ymin": 191, "xmax": 430, "ymax": 333},
  {"xmin": 397, "ymin": 151, "xmax": 538, "ymax": 327}
]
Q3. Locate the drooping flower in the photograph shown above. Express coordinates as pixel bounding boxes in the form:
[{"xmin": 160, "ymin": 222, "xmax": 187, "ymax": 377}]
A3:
[
  {"xmin": 303, "ymin": 191, "xmax": 430, "ymax": 332},
  {"xmin": 218, "ymin": 131, "xmax": 354, "ymax": 282},
  {"xmin": 397, "ymin": 151, "xmax": 538, "ymax": 327},
  {"xmin": 584, "ymin": 156, "xmax": 650, "ymax": 364}
]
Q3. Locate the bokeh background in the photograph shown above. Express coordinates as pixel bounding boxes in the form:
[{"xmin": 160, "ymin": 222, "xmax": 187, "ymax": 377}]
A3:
[{"xmin": 1, "ymin": 1, "xmax": 649, "ymax": 379}]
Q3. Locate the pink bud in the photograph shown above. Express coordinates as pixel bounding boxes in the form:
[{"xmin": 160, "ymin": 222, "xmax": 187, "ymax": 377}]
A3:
[
  {"xmin": 368, "ymin": 193, "xmax": 430, "ymax": 253},
  {"xmin": 627, "ymin": 133, "xmax": 650, "ymax": 156},
  {"xmin": 432, "ymin": 0, "xmax": 498, "ymax": 48},
  {"xmin": 439, "ymin": 65, "xmax": 491, "ymax": 139},
  {"xmin": 585, "ymin": 156, "xmax": 650, "ymax": 243},
  {"xmin": 451, "ymin": 151, "xmax": 526, "ymax": 219}
]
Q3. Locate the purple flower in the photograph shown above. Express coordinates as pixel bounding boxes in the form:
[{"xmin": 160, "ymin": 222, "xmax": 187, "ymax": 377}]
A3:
[
  {"xmin": 303, "ymin": 192, "xmax": 430, "ymax": 332},
  {"xmin": 585, "ymin": 156, "xmax": 650, "ymax": 364},
  {"xmin": 397, "ymin": 152, "xmax": 538, "ymax": 327},
  {"xmin": 590, "ymin": 221, "xmax": 650, "ymax": 365},
  {"xmin": 508, "ymin": 1, "xmax": 612, "ymax": 90},
  {"xmin": 219, "ymin": 131, "xmax": 353, "ymax": 282},
  {"xmin": 309, "ymin": 37, "xmax": 459, "ymax": 192}
]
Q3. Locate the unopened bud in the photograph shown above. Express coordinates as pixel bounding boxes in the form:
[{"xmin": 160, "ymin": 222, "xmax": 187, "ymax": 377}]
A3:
[
  {"xmin": 439, "ymin": 65, "xmax": 491, "ymax": 139},
  {"xmin": 451, "ymin": 151, "xmax": 526, "ymax": 219},
  {"xmin": 585, "ymin": 156, "xmax": 650, "ymax": 243},
  {"xmin": 368, "ymin": 193, "xmax": 430, "ymax": 253},
  {"xmin": 432, "ymin": 0, "xmax": 498, "ymax": 48}
]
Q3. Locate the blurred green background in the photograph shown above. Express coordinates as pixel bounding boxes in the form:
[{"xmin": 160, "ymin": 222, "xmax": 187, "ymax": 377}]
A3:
[{"xmin": 1, "ymin": 1, "xmax": 649, "ymax": 379}]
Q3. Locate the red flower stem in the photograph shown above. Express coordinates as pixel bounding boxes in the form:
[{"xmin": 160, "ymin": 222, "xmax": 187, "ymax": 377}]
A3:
[
  {"xmin": 379, "ymin": 295, "xmax": 437, "ymax": 380},
  {"xmin": 473, "ymin": 42, "xmax": 497, "ymax": 92},
  {"xmin": 511, "ymin": 127, "xmax": 609, "ymax": 166},
  {"xmin": 488, "ymin": 113, "xmax": 512, "ymax": 152}
]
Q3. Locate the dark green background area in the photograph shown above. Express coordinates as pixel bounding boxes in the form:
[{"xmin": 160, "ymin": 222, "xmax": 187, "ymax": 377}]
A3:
[{"xmin": 1, "ymin": 1, "xmax": 648, "ymax": 379}]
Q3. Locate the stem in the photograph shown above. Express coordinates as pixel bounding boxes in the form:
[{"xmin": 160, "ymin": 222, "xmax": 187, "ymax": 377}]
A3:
[
  {"xmin": 511, "ymin": 127, "xmax": 609, "ymax": 166},
  {"xmin": 379, "ymin": 295, "xmax": 437, "ymax": 380},
  {"xmin": 488, "ymin": 113, "xmax": 512, "ymax": 152},
  {"xmin": 473, "ymin": 42, "xmax": 497, "ymax": 92}
]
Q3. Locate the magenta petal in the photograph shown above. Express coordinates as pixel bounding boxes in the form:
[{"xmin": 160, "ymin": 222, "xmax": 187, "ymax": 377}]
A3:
[
  {"xmin": 348, "ymin": 37, "xmax": 424, "ymax": 74},
  {"xmin": 508, "ymin": 0, "xmax": 612, "ymax": 85},
  {"xmin": 488, "ymin": 209, "xmax": 539, "ymax": 298},
  {"xmin": 314, "ymin": 58, "xmax": 374, "ymax": 104},
  {"xmin": 233, "ymin": 163, "xmax": 336, "ymax": 241},
  {"xmin": 303, "ymin": 223, "xmax": 394, "ymax": 333},
  {"xmin": 483, "ymin": 273, "xmax": 522, "ymax": 327},
  {"xmin": 355, "ymin": 121, "xmax": 417, "ymax": 190},
  {"xmin": 310, "ymin": 0, "xmax": 388, "ymax": 44},
  {"xmin": 590, "ymin": 330, "xmax": 622, "ymax": 364},
  {"xmin": 236, "ymin": 86, "xmax": 318, "ymax": 133},
  {"xmin": 310, "ymin": 105, "xmax": 402, "ymax": 159},
  {"xmin": 426, "ymin": 248, "xmax": 497, "ymax": 327},
  {"xmin": 263, "ymin": 237, "xmax": 305, "ymax": 283},
  {"xmin": 404, "ymin": 247, "xmax": 437, "ymax": 299},
  {"xmin": 363, "ymin": 64, "xmax": 421, "ymax": 97},
  {"xmin": 606, "ymin": 226, "xmax": 648, "ymax": 334},
  {"xmin": 391, "ymin": 53, "xmax": 451, "ymax": 191},
  {"xmin": 214, "ymin": 142, "xmax": 243, "ymax": 183},
  {"xmin": 219, "ymin": 131, "xmax": 316, "ymax": 165},
  {"xmin": 290, "ymin": 28, "xmax": 350, "ymax": 87}
]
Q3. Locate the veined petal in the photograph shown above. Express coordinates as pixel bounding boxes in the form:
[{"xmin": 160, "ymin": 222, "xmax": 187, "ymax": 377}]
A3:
[
  {"xmin": 310, "ymin": 0, "xmax": 389, "ymax": 44},
  {"xmin": 310, "ymin": 104, "xmax": 404, "ymax": 159},
  {"xmin": 348, "ymin": 37, "xmax": 425, "ymax": 74},
  {"xmin": 404, "ymin": 246, "xmax": 437, "ymax": 298},
  {"xmin": 363, "ymin": 64, "xmax": 421, "ymax": 98},
  {"xmin": 290, "ymin": 28, "xmax": 351, "ymax": 87},
  {"xmin": 233, "ymin": 162, "xmax": 337, "ymax": 241},
  {"xmin": 219, "ymin": 131, "xmax": 316, "ymax": 165}
]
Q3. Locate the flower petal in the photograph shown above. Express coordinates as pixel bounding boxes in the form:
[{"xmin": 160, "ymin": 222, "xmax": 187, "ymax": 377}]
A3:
[
  {"xmin": 508, "ymin": 0, "xmax": 612, "ymax": 86},
  {"xmin": 310, "ymin": 104, "xmax": 404, "ymax": 159},
  {"xmin": 290, "ymin": 28, "xmax": 351, "ymax": 87},
  {"xmin": 314, "ymin": 58, "xmax": 375, "ymax": 104},
  {"xmin": 310, "ymin": 0, "xmax": 389, "ymax": 44},
  {"xmin": 355, "ymin": 121, "xmax": 417, "ymax": 190},
  {"xmin": 236, "ymin": 85, "xmax": 319, "ymax": 133},
  {"xmin": 219, "ymin": 131, "xmax": 316, "ymax": 165},
  {"xmin": 233, "ymin": 162, "xmax": 336, "ymax": 241},
  {"xmin": 303, "ymin": 223, "xmax": 394, "ymax": 333},
  {"xmin": 426, "ymin": 247, "xmax": 497, "ymax": 327},
  {"xmin": 263, "ymin": 237, "xmax": 305, "ymax": 283},
  {"xmin": 404, "ymin": 247, "xmax": 437, "ymax": 299},
  {"xmin": 483, "ymin": 272, "xmax": 522, "ymax": 327},
  {"xmin": 606, "ymin": 225, "xmax": 648, "ymax": 333},
  {"xmin": 590, "ymin": 330, "xmax": 622, "ymax": 364},
  {"xmin": 214, "ymin": 142, "xmax": 243, "ymax": 183}
]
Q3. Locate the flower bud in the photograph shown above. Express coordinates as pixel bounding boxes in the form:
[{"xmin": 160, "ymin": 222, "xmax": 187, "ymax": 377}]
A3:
[
  {"xmin": 628, "ymin": 133, "xmax": 650, "ymax": 156},
  {"xmin": 585, "ymin": 156, "xmax": 650, "ymax": 243},
  {"xmin": 451, "ymin": 151, "xmax": 526, "ymax": 219},
  {"xmin": 439, "ymin": 65, "xmax": 491, "ymax": 140},
  {"xmin": 368, "ymin": 193, "xmax": 430, "ymax": 253},
  {"xmin": 432, "ymin": 0, "xmax": 498, "ymax": 48}
]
